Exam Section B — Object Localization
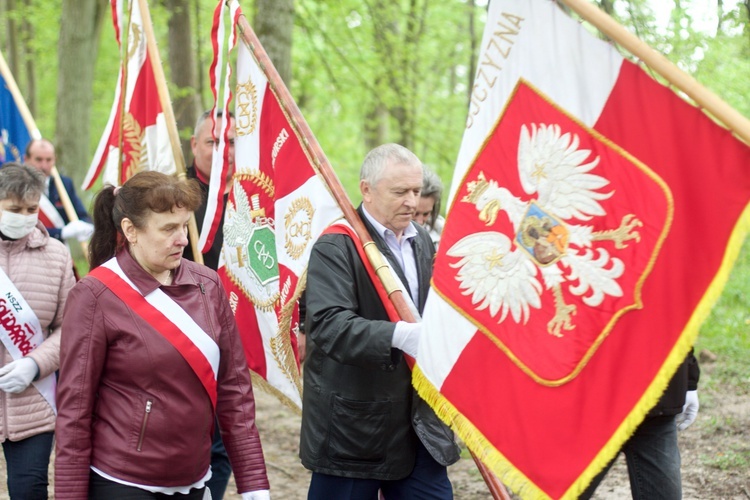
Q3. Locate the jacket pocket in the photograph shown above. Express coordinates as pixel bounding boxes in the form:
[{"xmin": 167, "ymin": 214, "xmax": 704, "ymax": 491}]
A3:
[
  {"xmin": 136, "ymin": 399, "xmax": 153, "ymax": 452},
  {"xmin": 327, "ymin": 395, "xmax": 390, "ymax": 464}
]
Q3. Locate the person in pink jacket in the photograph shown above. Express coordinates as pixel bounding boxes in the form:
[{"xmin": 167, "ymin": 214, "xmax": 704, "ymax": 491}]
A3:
[
  {"xmin": 0, "ymin": 162, "xmax": 75, "ymax": 499},
  {"xmin": 55, "ymin": 171, "xmax": 270, "ymax": 499}
]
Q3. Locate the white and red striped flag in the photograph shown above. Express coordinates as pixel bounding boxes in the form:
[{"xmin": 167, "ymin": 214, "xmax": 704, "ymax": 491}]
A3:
[
  {"xmin": 82, "ymin": 0, "xmax": 176, "ymax": 190},
  {"xmin": 413, "ymin": 1, "xmax": 750, "ymax": 498},
  {"xmin": 216, "ymin": 3, "xmax": 343, "ymax": 409}
]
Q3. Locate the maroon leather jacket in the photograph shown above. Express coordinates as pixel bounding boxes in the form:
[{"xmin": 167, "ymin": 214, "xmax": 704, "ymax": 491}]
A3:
[{"xmin": 55, "ymin": 249, "xmax": 269, "ymax": 498}]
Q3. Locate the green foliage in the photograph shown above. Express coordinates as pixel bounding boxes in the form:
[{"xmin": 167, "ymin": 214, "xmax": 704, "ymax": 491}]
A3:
[
  {"xmin": 701, "ymin": 445, "xmax": 750, "ymax": 470},
  {"xmin": 292, "ymin": 0, "xmax": 479, "ymax": 199},
  {"xmin": 696, "ymin": 236, "xmax": 750, "ymax": 392}
]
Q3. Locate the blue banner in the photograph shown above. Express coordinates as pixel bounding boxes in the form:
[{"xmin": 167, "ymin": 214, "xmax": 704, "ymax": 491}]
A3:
[{"xmin": 0, "ymin": 71, "xmax": 31, "ymax": 165}]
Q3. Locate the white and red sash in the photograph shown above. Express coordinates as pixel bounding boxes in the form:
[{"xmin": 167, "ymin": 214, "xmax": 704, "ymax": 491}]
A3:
[
  {"xmin": 37, "ymin": 194, "xmax": 65, "ymax": 230},
  {"xmin": 89, "ymin": 258, "xmax": 220, "ymax": 408},
  {"xmin": 325, "ymin": 222, "xmax": 422, "ymax": 325},
  {"xmin": 0, "ymin": 267, "xmax": 57, "ymax": 413}
]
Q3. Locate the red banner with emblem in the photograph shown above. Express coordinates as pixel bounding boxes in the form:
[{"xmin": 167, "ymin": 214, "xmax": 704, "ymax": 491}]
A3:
[
  {"xmin": 413, "ymin": 1, "xmax": 750, "ymax": 499},
  {"xmin": 217, "ymin": 10, "xmax": 344, "ymax": 409},
  {"xmin": 83, "ymin": 0, "xmax": 177, "ymax": 190}
]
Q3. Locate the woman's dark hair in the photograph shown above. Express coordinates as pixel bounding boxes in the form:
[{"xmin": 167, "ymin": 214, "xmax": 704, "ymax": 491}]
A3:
[
  {"xmin": 88, "ymin": 171, "xmax": 202, "ymax": 269},
  {"xmin": 421, "ymin": 167, "xmax": 444, "ymax": 231}
]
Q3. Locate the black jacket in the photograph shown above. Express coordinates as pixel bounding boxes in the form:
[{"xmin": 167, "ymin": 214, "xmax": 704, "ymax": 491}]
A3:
[
  {"xmin": 300, "ymin": 206, "xmax": 460, "ymax": 480},
  {"xmin": 648, "ymin": 349, "xmax": 700, "ymax": 417},
  {"xmin": 183, "ymin": 165, "xmax": 226, "ymax": 270}
]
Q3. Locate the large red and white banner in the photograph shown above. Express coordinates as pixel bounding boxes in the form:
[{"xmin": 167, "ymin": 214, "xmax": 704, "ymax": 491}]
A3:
[
  {"xmin": 413, "ymin": 1, "xmax": 750, "ymax": 498},
  {"xmin": 217, "ymin": 11, "xmax": 343, "ymax": 409},
  {"xmin": 82, "ymin": 0, "xmax": 176, "ymax": 189}
]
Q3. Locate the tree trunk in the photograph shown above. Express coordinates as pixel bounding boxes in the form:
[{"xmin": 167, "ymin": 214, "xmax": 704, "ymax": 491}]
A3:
[
  {"xmin": 21, "ymin": 0, "xmax": 35, "ymax": 116},
  {"xmin": 56, "ymin": 0, "xmax": 106, "ymax": 182},
  {"xmin": 5, "ymin": 0, "xmax": 19, "ymax": 77},
  {"xmin": 162, "ymin": 0, "xmax": 200, "ymax": 162},
  {"xmin": 254, "ymin": 0, "xmax": 295, "ymax": 85}
]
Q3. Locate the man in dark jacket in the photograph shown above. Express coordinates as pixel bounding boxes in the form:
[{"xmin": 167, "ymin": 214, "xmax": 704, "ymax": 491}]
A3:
[
  {"xmin": 301, "ymin": 144, "xmax": 460, "ymax": 499},
  {"xmin": 580, "ymin": 352, "xmax": 700, "ymax": 499},
  {"xmin": 24, "ymin": 139, "xmax": 93, "ymax": 243},
  {"xmin": 182, "ymin": 110, "xmax": 235, "ymax": 499},
  {"xmin": 183, "ymin": 110, "xmax": 235, "ymax": 270}
]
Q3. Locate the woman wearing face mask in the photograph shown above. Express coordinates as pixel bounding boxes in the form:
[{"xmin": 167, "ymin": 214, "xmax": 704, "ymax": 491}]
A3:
[
  {"xmin": 55, "ymin": 171, "xmax": 269, "ymax": 499},
  {"xmin": 0, "ymin": 162, "xmax": 76, "ymax": 499}
]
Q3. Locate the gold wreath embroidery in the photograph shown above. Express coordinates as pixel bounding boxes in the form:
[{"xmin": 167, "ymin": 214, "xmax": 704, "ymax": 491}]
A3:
[
  {"xmin": 127, "ymin": 23, "xmax": 142, "ymax": 60},
  {"xmin": 123, "ymin": 112, "xmax": 147, "ymax": 179},
  {"xmin": 238, "ymin": 171, "xmax": 275, "ymax": 198},
  {"xmin": 284, "ymin": 197, "xmax": 315, "ymax": 260},
  {"xmin": 235, "ymin": 79, "xmax": 258, "ymax": 137}
]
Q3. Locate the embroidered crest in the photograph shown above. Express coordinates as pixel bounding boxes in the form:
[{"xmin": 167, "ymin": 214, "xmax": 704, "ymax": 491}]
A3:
[
  {"xmin": 235, "ymin": 78, "xmax": 258, "ymax": 137},
  {"xmin": 435, "ymin": 81, "xmax": 671, "ymax": 384},
  {"xmin": 222, "ymin": 182, "xmax": 279, "ymax": 312},
  {"xmin": 453, "ymin": 123, "xmax": 642, "ymax": 337}
]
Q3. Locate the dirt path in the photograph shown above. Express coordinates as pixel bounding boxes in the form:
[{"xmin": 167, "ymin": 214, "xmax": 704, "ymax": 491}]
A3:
[
  {"xmin": 225, "ymin": 379, "xmax": 750, "ymax": 499},
  {"xmin": 0, "ymin": 367, "xmax": 746, "ymax": 499}
]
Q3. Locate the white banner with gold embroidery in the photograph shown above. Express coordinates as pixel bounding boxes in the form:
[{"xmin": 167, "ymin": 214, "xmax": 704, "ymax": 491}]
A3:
[
  {"xmin": 82, "ymin": 0, "xmax": 176, "ymax": 189},
  {"xmin": 218, "ymin": 27, "xmax": 343, "ymax": 409}
]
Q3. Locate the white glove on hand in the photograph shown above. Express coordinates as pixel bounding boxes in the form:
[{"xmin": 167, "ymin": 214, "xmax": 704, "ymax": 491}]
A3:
[
  {"xmin": 676, "ymin": 390, "xmax": 699, "ymax": 431},
  {"xmin": 0, "ymin": 357, "xmax": 39, "ymax": 393},
  {"xmin": 61, "ymin": 219, "xmax": 94, "ymax": 242},
  {"xmin": 241, "ymin": 490, "xmax": 270, "ymax": 500},
  {"xmin": 391, "ymin": 322, "xmax": 421, "ymax": 358}
]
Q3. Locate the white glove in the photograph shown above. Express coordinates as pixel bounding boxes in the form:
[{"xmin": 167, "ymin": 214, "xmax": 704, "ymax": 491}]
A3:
[
  {"xmin": 0, "ymin": 357, "xmax": 39, "ymax": 393},
  {"xmin": 61, "ymin": 219, "xmax": 94, "ymax": 242},
  {"xmin": 391, "ymin": 322, "xmax": 421, "ymax": 358},
  {"xmin": 241, "ymin": 490, "xmax": 270, "ymax": 500},
  {"xmin": 676, "ymin": 390, "xmax": 699, "ymax": 431}
]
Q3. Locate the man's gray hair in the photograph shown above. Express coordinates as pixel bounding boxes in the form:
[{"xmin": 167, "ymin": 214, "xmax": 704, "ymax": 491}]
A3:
[
  {"xmin": 193, "ymin": 109, "xmax": 235, "ymax": 138},
  {"xmin": 0, "ymin": 162, "xmax": 45, "ymax": 202},
  {"xmin": 360, "ymin": 143, "xmax": 422, "ymax": 186}
]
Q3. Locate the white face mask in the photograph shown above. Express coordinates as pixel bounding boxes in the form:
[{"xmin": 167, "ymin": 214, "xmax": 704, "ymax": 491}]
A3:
[{"xmin": 0, "ymin": 211, "xmax": 39, "ymax": 239}]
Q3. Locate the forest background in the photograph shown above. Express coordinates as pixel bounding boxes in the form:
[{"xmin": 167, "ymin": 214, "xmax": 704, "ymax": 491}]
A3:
[{"xmin": 1, "ymin": 0, "xmax": 749, "ymax": 495}]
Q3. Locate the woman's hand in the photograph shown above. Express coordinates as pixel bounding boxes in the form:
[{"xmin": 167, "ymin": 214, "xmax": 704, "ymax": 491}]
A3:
[{"xmin": 0, "ymin": 357, "xmax": 39, "ymax": 393}]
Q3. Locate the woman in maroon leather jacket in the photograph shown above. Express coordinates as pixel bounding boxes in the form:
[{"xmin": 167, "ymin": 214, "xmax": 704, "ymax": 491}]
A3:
[{"xmin": 55, "ymin": 172, "xmax": 270, "ymax": 499}]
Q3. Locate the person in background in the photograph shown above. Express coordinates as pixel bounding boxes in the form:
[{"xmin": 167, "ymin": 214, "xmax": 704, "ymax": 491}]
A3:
[
  {"xmin": 183, "ymin": 110, "xmax": 235, "ymax": 271},
  {"xmin": 23, "ymin": 139, "xmax": 93, "ymax": 244},
  {"xmin": 301, "ymin": 144, "xmax": 460, "ymax": 499},
  {"xmin": 182, "ymin": 109, "xmax": 236, "ymax": 499},
  {"xmin": 54, "ymin": 171, "xmax": 270, "ymax": 500},
  {"xmin": 579, "ymin": 352, "xmax": 700, "ymax": 499},
  {"xmin": 0, "ymin": 163, "xmax": 75, "ymax": 499},
  {"xmin": 413, "ymin": 167, "xmax": 445, "ymax": 248}
]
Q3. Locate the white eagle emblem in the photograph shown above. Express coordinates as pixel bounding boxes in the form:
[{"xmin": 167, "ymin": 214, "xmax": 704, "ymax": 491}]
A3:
[{"xmin": 450, "ymin": 123, "xmax": 643, "ymax": 337}]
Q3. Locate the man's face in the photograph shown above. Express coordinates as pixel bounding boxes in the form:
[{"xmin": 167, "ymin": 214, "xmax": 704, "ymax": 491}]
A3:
[
  {"xmin": 361, "ymin": 160, "xmax": 423, "ymax": 237},
  {"xmin": 190, "ymin": 117, "xmax": 236, "ymax": 182},
  {"xmin": 25, "ymin": 141, "xmax": 55, "ymax": 176}
]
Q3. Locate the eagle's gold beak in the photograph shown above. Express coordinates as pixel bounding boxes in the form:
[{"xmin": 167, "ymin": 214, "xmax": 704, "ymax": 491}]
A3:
[{"xmin": 479, "ymin": 199, "xmax": 501, "ymax": 226}]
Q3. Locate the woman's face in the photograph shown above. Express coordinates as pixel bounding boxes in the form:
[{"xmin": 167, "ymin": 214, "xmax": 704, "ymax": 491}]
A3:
[
  {"xmin": 414, "ymin": 195, "xmax": 435, "ymax": 227},
  {"xmin": 0, "ymin": 195, "xmax": 40, "ymax": 216},
  {"xmin": 123, "ymin": 207, "xmax": 191, "ymax": 277}
]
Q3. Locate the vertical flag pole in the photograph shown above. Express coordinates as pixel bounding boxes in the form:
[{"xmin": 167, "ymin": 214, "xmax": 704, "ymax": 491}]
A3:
[
  {"xmin": 560, "ymin": 0, "xmax": 750, "ymax": 145},
  {"xmin": 136, "ymin": 0, "xmax": 204, "ymax": 264},
  {"xmin": 235, "ymin": 13, "xmax": 511, "ymax": 500}
]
